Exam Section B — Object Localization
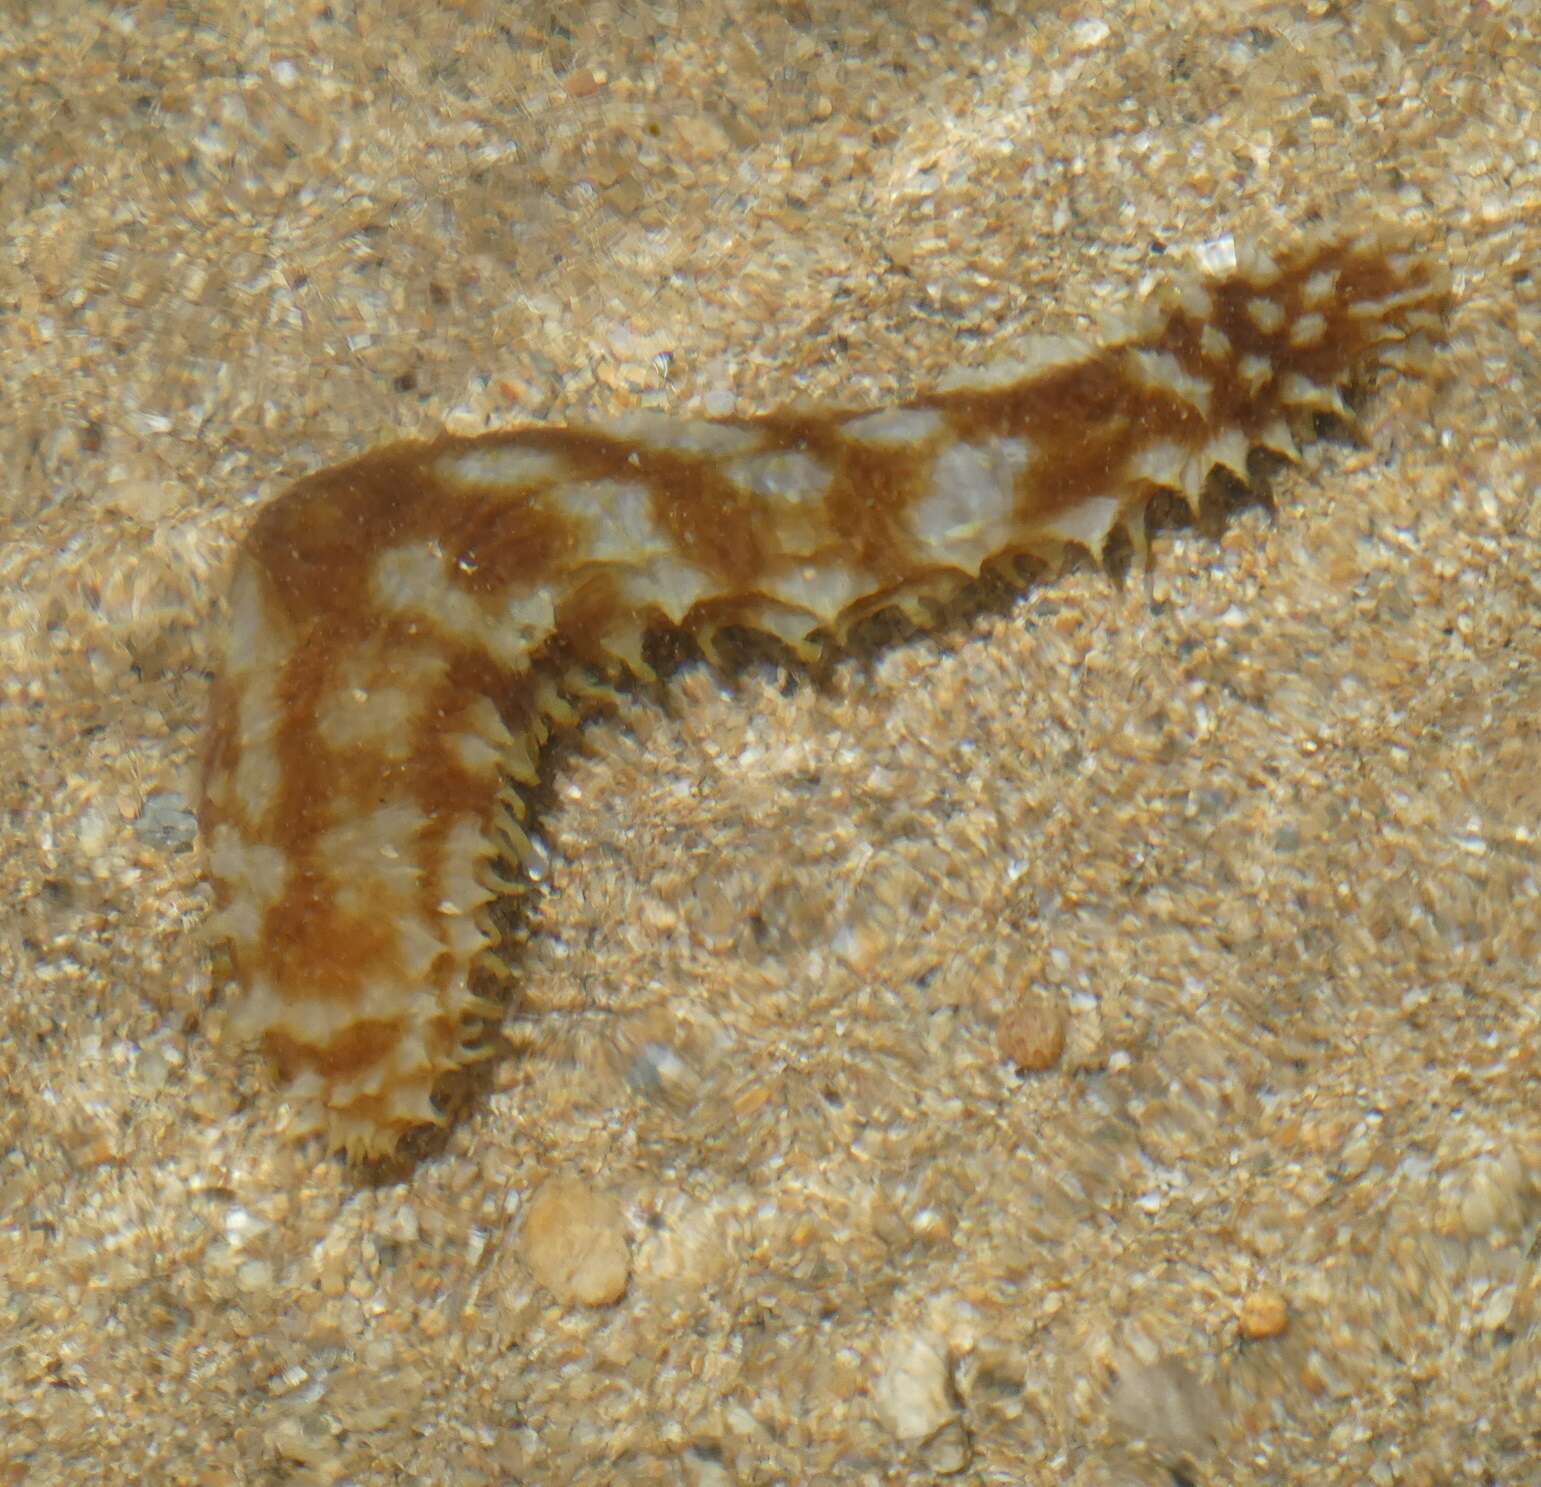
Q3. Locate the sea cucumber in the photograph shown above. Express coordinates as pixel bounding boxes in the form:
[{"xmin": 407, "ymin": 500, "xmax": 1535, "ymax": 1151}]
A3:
[{"xmin": 199, "ymin": 230, "xmax": 1448, "ymax": 1159}]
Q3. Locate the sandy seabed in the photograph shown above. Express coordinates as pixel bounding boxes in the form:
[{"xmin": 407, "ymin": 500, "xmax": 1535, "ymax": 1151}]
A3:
[{"xmin": 1, "ymin": 2, "xmax": 1537, "ymax": 1483}]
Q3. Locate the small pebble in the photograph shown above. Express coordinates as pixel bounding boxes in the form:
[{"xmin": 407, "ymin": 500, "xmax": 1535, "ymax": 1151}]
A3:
[
  {"xmin": 1108, "ymin": 1357, "xmax": 1217, "ymax": 1460},
  {"xmin": 873, "ymin": 1331, "xmax": 955, "ymax": 1442},
  {"xmin": 237, "ymin": 1258, "xmax": 273, "ymax": 1293},
  {"xmin": 1238, "ymin": 1287, "xmax": 1290, "ymax": 1341},
  {"xmin": 521, "ymin": 1175, "xmax": 630, "ymax": 1307},
  {"xmin": 996, "ymin": 994, "xmax": 1068, "ymax": 1072},
  {"xmin": 917, "ymin": 1418, "xmax": 971, "ymax": 1475},
  {"xmin": 133, "ymin": 790, "xmax": 199, "ymax": 851}
]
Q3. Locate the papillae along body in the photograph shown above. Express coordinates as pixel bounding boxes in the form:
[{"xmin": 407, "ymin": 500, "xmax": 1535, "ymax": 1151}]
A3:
[{"xmin": 199, "ymin": 231, "xmax": 1449, "ymax": 1158}]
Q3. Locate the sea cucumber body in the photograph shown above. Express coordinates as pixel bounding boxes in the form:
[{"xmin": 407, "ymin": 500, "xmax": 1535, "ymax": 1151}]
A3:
[{"xmin": 200, "ymin": 233, "xmax": 1447, "ymax": 1158}]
